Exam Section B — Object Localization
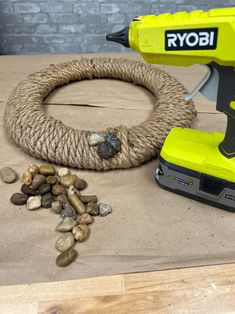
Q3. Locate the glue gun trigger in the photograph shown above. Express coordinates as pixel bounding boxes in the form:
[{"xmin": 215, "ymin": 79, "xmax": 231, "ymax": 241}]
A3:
[{"xmin": 185, "ymin": 64, "xmax": 219, "ymax": 102}]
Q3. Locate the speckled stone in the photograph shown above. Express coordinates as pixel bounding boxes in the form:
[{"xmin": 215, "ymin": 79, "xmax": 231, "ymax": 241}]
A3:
[
  {"xmin": 41, "ymin": 193, "xmax": 53, "ymax": 208},
  {"xmin": 78, "ymin": 213, "xmax": 94, "ymax": 225},
  {"xmin": 105, "ymin": 132, "xmax": 122, "ymax": 152},
  {"xmin": 38, "ymin": 183, "xmax": 52, "ymax": 196},
  {"xmin": 60, "ymin": 200, "xmax": 77, "ymax": 219},
  {"xmin": 98, "ymin": 203, "xmax": 112, "ymax": 217},
  {"xmin": 0, "ymin": 167, "xmax": 17, "ymax": 183},
  {"xmin": 10, "ymin": 193, "xmax": 28, "ymax": 205},
  {"xmin": 72, "ymin": 224, "xmax": 89, "ymax": 242},
  {"xmin": 74, "ymin": 178, "xmax": 87, "ymax": 191},
  {"xmin": 97, "ymin": 142, "xmax": 117, "ymax": 160}
]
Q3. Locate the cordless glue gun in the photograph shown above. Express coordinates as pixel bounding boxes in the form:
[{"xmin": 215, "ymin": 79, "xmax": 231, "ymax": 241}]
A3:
[{"xmin": 106, "ymin": 8, "xmax": 235, "ymax": 212}]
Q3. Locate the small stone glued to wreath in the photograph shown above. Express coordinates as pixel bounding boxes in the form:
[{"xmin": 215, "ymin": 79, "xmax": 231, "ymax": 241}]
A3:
[{"xmin": 89, "ymin": 131, "xmax": 122, "ymax": 160}]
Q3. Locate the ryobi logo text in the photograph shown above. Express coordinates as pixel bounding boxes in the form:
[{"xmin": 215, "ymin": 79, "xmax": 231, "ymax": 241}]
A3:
[{"xmin": 165, "ymin": 28, "xmax": 218, "ymax": 50}]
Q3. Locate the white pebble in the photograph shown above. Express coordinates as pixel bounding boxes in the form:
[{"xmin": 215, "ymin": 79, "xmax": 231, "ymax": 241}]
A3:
[
  {"xmin": 26, "ymin": 196, "xmax": 42, "ymax": 210},
  {"xmin": 58, "ymin": 167, "xmax": 70, "ymax": 177},
  {"xmin": 88, "ymin": 133, "xmax": 105, "ymax": 146},
  {"xmin": 99, "ymin": 203, "xmax": 112, "ymax": 217}
]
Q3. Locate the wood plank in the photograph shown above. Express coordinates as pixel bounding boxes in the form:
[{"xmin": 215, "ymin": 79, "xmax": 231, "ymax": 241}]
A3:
[
  {"xmin": 0, "ymin": 275, "xmax": 125, "ymax": 304},
  {"xmin": 1, "ymin": 264, "xmax": 235, "ymax": 313}
]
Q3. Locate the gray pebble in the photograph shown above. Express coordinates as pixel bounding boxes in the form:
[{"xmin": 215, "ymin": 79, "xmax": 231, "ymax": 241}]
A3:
[
  {"xmin": 99, "ymin": 203, "xmax": 112, "ymax": 217},
  {"xmin": 105, "ymin": 132, "xmax": 122, "ymax": 152},
  {"xmin": 21, "ymin": 184, "xmax": 37, "ymax": 196},
  {"xmin": 56, "ymin": 217, "xmax": 77, "ymax": 232},
  {"xmin": 41, "ymin": 193, "xmax": 53, "ymax": 208},
  {"xmin": 31, "ymin": 174, "xmax": 46, "ymax": 190},
  {"xmin": 0, "ymin": 167, "xmax": 17, "ymax": 183},
  {"xmin": 10, "ymin": 193, "xmax": 28, "ymax": 205},
  {"xmin": 55, "ymin": 233, "xmax": 75, "ymax": 252},
  {"xmin": 97, "ymin": 142, "xmax": 117, "ymax": 159},
  {"xmin": 38, "ymin": 183, "xmax": 52, "ymax": 196},
  {"xmin": 60, "ymin": 200, "xmax": 77, "ymax": 219}
]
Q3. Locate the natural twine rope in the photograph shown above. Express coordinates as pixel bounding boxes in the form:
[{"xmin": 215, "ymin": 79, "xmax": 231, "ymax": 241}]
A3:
[{"xmin": 5, "ymin": 57, "xmax": 197, "ymax": 170}]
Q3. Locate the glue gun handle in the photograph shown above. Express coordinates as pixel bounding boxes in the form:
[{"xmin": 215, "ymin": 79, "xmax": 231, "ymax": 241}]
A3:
[{"xmin": 219, "ymin": 113, "xmax": 235, "ymax": 158}]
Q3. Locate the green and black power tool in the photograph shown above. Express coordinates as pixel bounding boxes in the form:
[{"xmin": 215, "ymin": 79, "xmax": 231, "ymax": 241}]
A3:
[{"xmin": 106, "ymin": 7, "xmax": 235, "ymax": 212}]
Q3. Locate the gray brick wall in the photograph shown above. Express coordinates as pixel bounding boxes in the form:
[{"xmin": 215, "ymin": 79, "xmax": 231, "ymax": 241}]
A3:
[{"xmin": 0, "ymin": 0, "xmax": 235, "ymax": 55}]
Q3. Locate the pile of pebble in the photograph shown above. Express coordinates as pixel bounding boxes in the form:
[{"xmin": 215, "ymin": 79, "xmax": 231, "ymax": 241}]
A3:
[{"xmin": 0, "ymin": 165, "xmax": 112, "ymax": 267}]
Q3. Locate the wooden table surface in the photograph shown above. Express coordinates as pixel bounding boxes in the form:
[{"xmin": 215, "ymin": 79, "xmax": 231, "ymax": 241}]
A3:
[
  {"xmin": 0, "ymin": 54, "xmax": 234, "ymax": 313},
  {"xmin": 0, "ymin": 263, "xmax": 235, "ymax": 313}
]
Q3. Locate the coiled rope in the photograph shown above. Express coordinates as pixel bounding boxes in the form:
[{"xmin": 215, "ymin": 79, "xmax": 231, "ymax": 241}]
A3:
[{"xmin": 5, "ymin": 57, "xmax": 197, "ymax": 170}]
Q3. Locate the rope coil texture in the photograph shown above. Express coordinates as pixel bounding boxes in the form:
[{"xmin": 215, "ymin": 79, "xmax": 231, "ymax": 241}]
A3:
[{"xmin": 5, "ymin": 57, "xmax": 197, "ymax": 170}]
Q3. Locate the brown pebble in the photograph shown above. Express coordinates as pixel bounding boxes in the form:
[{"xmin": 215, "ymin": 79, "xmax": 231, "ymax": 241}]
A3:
[
  {"xmin": 52, "ymin": 184, "xmax": 67, "ymax": 196},
  {"xmin": 51, "ymin": 201, "xmax": 62, "ymax": 214},
  {"xmin": 0, "ymin": 167, "xmax": 17, "ymax": 183},
  {"xmin": 68, "ymin": 193, "xmax": 86, "ymax": 215},
  {"xmin": 46, "ymin": 175, "xmax": 58, "ymax": 185},
  {"xmin": 21, "ymin": 171, "xmax": 32, "ymax": 185},
  {"xmin": 28, "ymin": 164, "xmax": 39, "ymax": 177},
  {"xmin": 39, "ymin": 164, "xmax": 56, "ymax": 176},
  {"xmin": 21, "ymin": 184, "xmax": 38, "ymax": 196},
  {"xmin": 79, "ymin": 195, "xmax": 97, "ymax": 204},
  {"xmin": 75, "ymin": 178, "xmax": 87, "ymax": 190},
  {"xmin": 86, "ymin": 202, "xmax": 99, "ymax": 216},
  {"xmin": 78, "ymin": 213, "xmax": 94, "ymax": 225},
  {"xmin": 60, "ymin": 174, "xmax": 77, "ymax": 188},
  {"xmin": 31, "ymin": 174, "xmax": 46, "ymax": 190},
  {"xmin": 56, "ymin": 248, "xmax": 78, "ymax": 267},
  {"xmin": 10, "ymin": 193, "xmax": 28, "ymax": 205},
  {"xmin": 72, "ymin": 224, "xmax": 89, "ymax": 242}
]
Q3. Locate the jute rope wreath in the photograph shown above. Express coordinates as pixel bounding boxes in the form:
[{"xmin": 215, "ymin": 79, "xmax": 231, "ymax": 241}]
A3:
[{"xmin": 5, "ymin": 57, "xmax": 197, "ymax": 170}]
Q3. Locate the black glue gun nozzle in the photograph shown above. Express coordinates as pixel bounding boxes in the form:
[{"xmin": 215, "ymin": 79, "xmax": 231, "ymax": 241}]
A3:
[{"xmin": 106, "ymin": 27, "xmax": 130, "ymax": 48}]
